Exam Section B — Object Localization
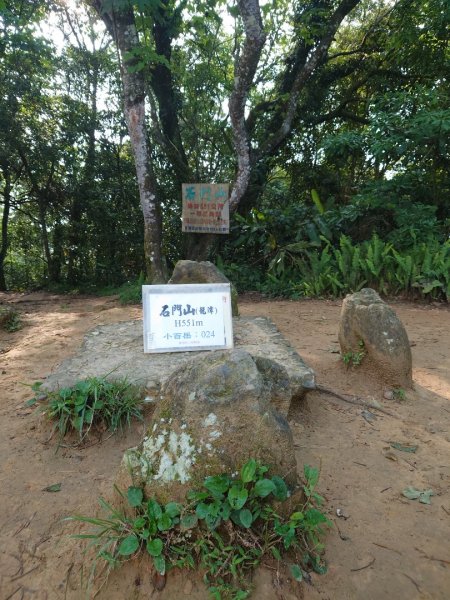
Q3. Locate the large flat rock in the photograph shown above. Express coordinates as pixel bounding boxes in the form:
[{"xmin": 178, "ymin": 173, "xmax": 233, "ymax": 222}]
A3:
[{"xmin": 42, "ymin": 317, "xmax": 315, "ymax": 401}]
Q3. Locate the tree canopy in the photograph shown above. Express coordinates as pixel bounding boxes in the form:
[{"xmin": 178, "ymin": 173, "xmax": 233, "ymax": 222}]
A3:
[{"xmin": 0, "ymin": 0, "xmax": 448, "ymax": 297}]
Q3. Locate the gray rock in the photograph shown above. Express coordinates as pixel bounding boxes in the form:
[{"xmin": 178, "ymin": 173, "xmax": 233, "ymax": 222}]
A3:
[
  {"xmin": 169, "ymin": 260, "xmax": 239, "ymax": 316},
  {"xmin": 118, "ymin": 349, "xmax": 298, "ymax": 503},
  {"xmin": 41, "ymin": 316, "xmax": 315, "ymax": 402},
  {"xmin": 338, "ymin": 288, "xmax": 412, "ymax": 388}
]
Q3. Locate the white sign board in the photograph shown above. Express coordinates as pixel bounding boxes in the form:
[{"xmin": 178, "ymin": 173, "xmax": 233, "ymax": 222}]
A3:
[{"xmin": 142, "ymin": 283, "xmax": 233, "ymax": 353}]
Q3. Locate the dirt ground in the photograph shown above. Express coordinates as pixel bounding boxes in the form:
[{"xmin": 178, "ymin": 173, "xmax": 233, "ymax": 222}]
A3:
[{"xmin": 0, "ymin": 292, "xmax": 449, "ymax": 600}]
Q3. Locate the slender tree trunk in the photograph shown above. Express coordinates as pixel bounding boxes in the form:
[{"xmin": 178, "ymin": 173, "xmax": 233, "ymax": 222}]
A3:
[
  {"xmin": 37, "ymin": 196, "xmax": 53, "ymax": 282},
  {"xmin": 68, "ymin": 56, "xmax": 98, "ymax": 285},
  {"xmin": 91, "ymin": 1, "xmax": 166, "ymax": 282},
  {"xmin": 0, "ymin": 171, "xmax": 11, "ymax": 291}
]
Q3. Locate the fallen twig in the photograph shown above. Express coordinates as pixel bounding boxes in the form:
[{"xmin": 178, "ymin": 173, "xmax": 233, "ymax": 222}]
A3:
[
  {"xmin": 314, "ymin": 385, "xmax": 395, "ymax": 416},
  {"xmin": 415, "ymin": 547, "xmax": 450, "ymax": 565},
  {"xmin": 403, "ymin": 573, "xmax": 421, "ymax": 593},
  {"xmin": 351, "ymin": 557, "xmax": 375, "ymax": 572},
  {"xmin": 373, "ymin": 542, "xmax": 401, "ymax": 555},
  {"xmin": 13, "ymin": 513, "xmax": 36, "ymax": 536},
  {"xmin": 5, "ymin": 587, "xmax": 22, "ymax": 600},
  {"xmin": 10, "ymin": 565, "xmax": 39, "ymax": 582}
]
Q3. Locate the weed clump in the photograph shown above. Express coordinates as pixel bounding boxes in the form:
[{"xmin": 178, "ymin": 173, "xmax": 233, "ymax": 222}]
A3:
[
  {"xmin": 342, "ymin": 340, "xmax": 366, "ymax": 368},
  {"xmin": 68, "ymin": 461, "xmax": 330, "ymax": 599},
  {"xmin": 0, "ymin": 306, "xmax": 22, "ymax": 332},
  {"xmin": 29, "ymin": 377, "xmax": 143, "ymax": 447}
]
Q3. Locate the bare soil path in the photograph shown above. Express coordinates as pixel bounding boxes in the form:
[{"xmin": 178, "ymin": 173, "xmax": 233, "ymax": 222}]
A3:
[{"xmin": 0, "ymin": 292, "xmax": 449, "ymax": 600}]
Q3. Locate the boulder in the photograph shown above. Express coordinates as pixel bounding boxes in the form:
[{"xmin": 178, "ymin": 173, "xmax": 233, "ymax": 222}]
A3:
[
  {"xmin": 118, "ymin": 349, "xmax": 298, "ymax": 503},
  {"xmin": 169, "ymin": 260, "xmax": 239, "ymax": 316},
  {"xmin": 338, "ymin": 288, "xmax": 412, "ymax": 388}
]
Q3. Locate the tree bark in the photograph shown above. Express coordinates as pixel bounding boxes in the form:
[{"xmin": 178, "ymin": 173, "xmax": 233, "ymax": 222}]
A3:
[
  {"xmin": 0, "ymin": 170, "xmax": 11, "ymax": 291},
  {"xmin": 228, "ymin": 0, "xmax": 266, "ymax": 212},
  {"xmin": 90, "ymin": 0, "xmax": 166, "ymax": 282}
]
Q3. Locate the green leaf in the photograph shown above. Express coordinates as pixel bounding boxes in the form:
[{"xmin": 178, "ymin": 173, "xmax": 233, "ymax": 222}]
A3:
[
  {"xmin": 271, "ymin": 546, "xmax": 282, "ymax": 561},
  {"xmin": 419, "ymin": 490, "xmax": 434, "ymax": 505},
  {"xmin": 389, "ymin": 441, "xmax": 418, "ymax": 453},
  {"xmin": 195, "ymin": 502, "xmax": 210, "ymax": 519},
  {"xmin": 271, "ymin": 475, "xmax": 288, "ymax": 501},
  {"xmin": 219, "ymin": 501, "xmax": 231, "ymax": 520},
  {"xmin": 311, "ymin": 189, "xmax": 324, "ymax": 214},
  {"xmin": 43, "ymin": 483, "xmax": 61, "ymax": 492},
  {"xmin": 180, "ymin": 514, "xmax": 198, "ymax": 530},
  {"xmin": 118, "ymin": 535, "xmax": 139, "ymax": 556},
  {"xmin": 147, "ymin": 538, "xmax": 163, "ymax": 557},
  {"xmin": 304, "ymin": 465, "xmax": 319, "ymax": 488},
  {"xmin": 25, "ymin": 397, "xmax": 38, "ymax": 407},
  {"xmin": 290, "ymin": 511, "xmax": 304, "ymax": 522},
  {"xmin": 153, "ymin": 554, "xmax": 166, "ymax": 575},
  {"xmin": 133, "ymin": 516, "xmax": 146, "ymax": 529},
  {"xmin": 290, "ymin": 564, "xmax": 303, "ymax": 582},
  {"xmin": 72, "ymin": 416, "xmax": 83, "ymax": 431},
  {"xmin": 205, "ymin": 513, "xmax": 221, "ymax": 530},
  {"xmin": 241, "ymin": 459, "xmax": 257, "ymax": 483},
  {"xmin": 304, "ymin": 508, "xmax": 329, "ymax": 527},
  {"xmin": 228, "ymin": 486, "xmax": 248, "ymax": 510},
  {"xmin": 165, "ymin": 502, "xmax": 181, "ymax": 518},
  {"xmin": 127, "ymin": 486, "xmax": 144, "ymax": 508},
  {"xmin": 204, "ymin": 474, "xmax": 231, "ymax": 496},
  {"xmin": 254, "ymin": 479, "xmax": 276, "ymax": 498},
  {"xmin": 239, "ymin": 508, "xmax": 253, "ymax": 528},
  {"xmin": 157, "ymin": 513, "xmax": 172, "ymax": 531},
  {"xmin": 147, "ymin": 498, "xmax": 162, "ymax": 519},
  {"xmin": 283, "ymin": 527, "xmax": 295, "ymax": 549},
  {"xmin": 402, "ymin": 486, "xmax": 421, "ymax": 500},
  {"xmin": 402, "ymin": 487, "xmax": 434, "ymax": 504}
]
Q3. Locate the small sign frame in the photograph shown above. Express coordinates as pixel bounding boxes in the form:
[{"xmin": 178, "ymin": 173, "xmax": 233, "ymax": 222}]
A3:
[{"xmin": 142, "ymin": 283, "xmax": 233, "ymax": 353}]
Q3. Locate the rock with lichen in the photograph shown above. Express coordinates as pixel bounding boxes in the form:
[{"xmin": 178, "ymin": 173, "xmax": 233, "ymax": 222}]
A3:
[
  {"xmin": 338, "ymin": 288, "xmax": 412, "ymax": 388},
  {"xmin": 117, "ymin": 349, "xmax": 298, "ymax": 502}
]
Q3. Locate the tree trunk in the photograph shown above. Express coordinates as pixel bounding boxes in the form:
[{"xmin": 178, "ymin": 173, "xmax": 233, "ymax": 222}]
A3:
[
  {"xmin": 91, "ymin": 1, "xmax": 166, "ymax": 282},
  {"xmin": 0, "ymin": 171, "xmax": 11, "ymax": 291},
  {"xmin": 228, "ymin": 0, "xmax": 267, "ymax": 212},
  {"xmin": 37, "ymin": 196, "xmax": 53, "ymax": 282}
]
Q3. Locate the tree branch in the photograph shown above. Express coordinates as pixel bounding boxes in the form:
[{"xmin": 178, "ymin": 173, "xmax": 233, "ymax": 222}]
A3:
[
  {"xmin": 228, "ymin": 0, "xmax": 267, "ymax": 211},
  {"xmin": 257, "ymin": 0, "xmax": 361, "ymax": 159}
]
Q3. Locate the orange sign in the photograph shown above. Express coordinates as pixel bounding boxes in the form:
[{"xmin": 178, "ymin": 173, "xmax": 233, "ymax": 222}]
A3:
[{"xmin": 182, "ymin": 183, "xmax": 229, "ymax": 234}]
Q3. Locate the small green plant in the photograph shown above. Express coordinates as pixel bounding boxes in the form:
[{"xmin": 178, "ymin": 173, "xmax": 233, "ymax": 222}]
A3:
[
  {"xmin": 68, "ymin": 460, "xmax": 330, "ymax": 599},
  {"xmin": 342, "ymin": 340, "xmax": 366, "ymax": 368},
  {"xmin": 0, "ymin": 307, "xmax": 22, "ymax": 332},
  {"xmin": 393, "ymin": 388, "xmax": 406, "ymax": 401},
  {"xmin": 29, "ymin": 377, "xmax": 143, "ymax": 446},
  {"xmin": 5, "ymin": 312, "xmax": 22, "ymax": 332}
]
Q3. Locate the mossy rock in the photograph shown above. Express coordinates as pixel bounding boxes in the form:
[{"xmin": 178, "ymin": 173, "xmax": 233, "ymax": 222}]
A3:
[{"xmin": 117, "ymin": 350, "xmax": 298, "ymax": 504}]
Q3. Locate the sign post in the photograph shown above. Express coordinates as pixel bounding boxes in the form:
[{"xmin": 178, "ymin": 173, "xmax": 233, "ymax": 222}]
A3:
[
  {"xmin": 181, "ymin": 183, "xmax": 229, "ymax": 234},
  {"xmin": 142, "ymin": 283, "xmax": 233, "ymax": 353}
]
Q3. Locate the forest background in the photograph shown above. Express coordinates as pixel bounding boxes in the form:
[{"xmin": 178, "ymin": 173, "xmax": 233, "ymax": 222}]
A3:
[{"xmin": 0, "ymin": 0, "xmax": 448, "ymax": 301}]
